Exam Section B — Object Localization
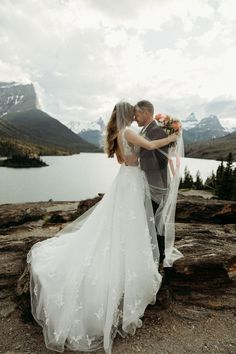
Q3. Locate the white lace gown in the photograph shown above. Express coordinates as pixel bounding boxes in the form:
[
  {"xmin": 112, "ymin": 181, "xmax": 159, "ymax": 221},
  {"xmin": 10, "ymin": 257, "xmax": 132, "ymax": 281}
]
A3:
[{"xmin": 26, "ymin": 137, "xmax": 162, "ymax": 354}]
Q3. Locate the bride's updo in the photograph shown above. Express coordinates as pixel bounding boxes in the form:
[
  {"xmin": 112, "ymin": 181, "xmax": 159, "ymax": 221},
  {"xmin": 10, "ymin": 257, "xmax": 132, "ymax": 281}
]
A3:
[{"xmin": 104, "ymin": 102, "xmax": 134, "ymax": 158}]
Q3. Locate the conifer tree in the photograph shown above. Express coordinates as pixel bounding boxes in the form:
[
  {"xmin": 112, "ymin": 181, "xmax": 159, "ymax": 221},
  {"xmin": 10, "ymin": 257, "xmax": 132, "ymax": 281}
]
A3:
[
  {"xmin": 194, "ymin": 170, "xmax": 204, "ymax": 190},
  {"xmin": 204, "ymin": 171, "xmax": 216, "ymax": 190},
  {"xmin": 181, "ymin": 166, "xmax": 194, "ymax": 188},
  {"xmin": 216, "ymin": 153, "xmax": 235, "ymax": 200},
  {"xmin": 232, "ymin": 167, "xmax": 236, "ymax": 201}
]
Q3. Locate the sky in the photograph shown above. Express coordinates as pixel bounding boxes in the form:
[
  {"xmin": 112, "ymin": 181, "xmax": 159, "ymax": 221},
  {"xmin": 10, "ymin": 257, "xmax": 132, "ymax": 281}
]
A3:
[{"xmin": 0, "ymin": 0, "xmax": 236, "ymax": 128}]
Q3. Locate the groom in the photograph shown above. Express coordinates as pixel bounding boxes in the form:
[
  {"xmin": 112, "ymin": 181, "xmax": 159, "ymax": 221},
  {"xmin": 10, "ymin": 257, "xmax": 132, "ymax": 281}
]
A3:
[{"xmin": 134, "ymin": 100, "xmax": 171, "ymax": 303}]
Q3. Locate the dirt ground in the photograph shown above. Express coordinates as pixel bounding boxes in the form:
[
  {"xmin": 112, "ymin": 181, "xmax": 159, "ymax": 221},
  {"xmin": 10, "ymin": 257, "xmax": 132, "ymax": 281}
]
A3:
[{"xmin": 1, "ymin": 301, "xmax": 236, "ymax": 354}]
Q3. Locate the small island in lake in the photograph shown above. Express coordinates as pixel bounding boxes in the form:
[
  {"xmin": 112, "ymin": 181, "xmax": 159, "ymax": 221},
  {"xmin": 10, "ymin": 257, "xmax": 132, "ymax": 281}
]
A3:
[{"xmin": 0, "ymin": 154, "xmax": 48, "ymax": 168}]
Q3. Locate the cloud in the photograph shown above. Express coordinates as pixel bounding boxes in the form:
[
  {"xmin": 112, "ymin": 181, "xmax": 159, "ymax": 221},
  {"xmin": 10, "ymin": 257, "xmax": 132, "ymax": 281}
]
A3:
[
  {"xmin": 205, "ymin": 97, "xmax": 236, "ymax": 119},
  {"xmin": 0, "ymin": 0, "xmax": 236, "ymax": 126}
]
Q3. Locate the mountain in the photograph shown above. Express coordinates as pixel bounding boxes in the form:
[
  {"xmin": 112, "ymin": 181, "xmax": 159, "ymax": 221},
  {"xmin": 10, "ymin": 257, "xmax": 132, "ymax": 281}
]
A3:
[
  {"xmin": 0, "ymin": 81, "xmax": 38, "ymax": 116},
  {"xmin": 0, "ymin": 81, "xmax": 100, "ymax": 155},
  {"xmin": 0, "ymin": 109, "xmax": 99, "ymax": 155},
  {"xmin": 185, "ymin": 130, "xmax": 236, "ymax": 161},
  {"xmin": 183, "ymin": 114, "xmax": 227, "ymax": 144},
  {"xmin": 63, "ymin": 117, "xmax": 106, "ymax": 147},
  {"xmin": 182, "ymin": 112, "xmax": 236, "ymax": 135},
  {"xmin": 182, "ymin": 112, "xmax": 198, "ymax": 130}
]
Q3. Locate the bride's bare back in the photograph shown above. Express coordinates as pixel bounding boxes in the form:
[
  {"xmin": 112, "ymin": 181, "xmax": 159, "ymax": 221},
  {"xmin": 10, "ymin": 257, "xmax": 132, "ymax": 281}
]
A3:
[{"xmin": 116, "ymin": 130, "xmax": 138, "ymax": 166}]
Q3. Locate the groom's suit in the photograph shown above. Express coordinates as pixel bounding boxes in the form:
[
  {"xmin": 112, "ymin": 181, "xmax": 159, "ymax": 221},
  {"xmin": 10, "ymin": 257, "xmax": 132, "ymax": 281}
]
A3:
[{"xmin": 139, "ymin": 120, "xmax": 169, "ymax": 263}]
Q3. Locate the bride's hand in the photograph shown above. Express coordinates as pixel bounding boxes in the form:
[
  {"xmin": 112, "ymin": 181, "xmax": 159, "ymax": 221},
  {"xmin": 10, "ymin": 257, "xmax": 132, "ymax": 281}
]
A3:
[{"xmin": 169, "ymin": 132, "xmax": 179, "ymax": 143}]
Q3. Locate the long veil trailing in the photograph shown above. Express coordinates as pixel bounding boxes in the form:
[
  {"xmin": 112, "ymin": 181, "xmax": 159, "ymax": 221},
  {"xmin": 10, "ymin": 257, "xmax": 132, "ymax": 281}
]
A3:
[{"xmin": 152, "ymin": 131, "xmax": 184, "ymax": 267}]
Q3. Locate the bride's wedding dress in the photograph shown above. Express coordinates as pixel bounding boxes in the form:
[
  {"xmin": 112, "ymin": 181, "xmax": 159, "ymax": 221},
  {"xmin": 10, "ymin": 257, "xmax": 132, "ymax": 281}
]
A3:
[{"xmin": 26, "ymin": 132, "xmax": 162, "ymax": 354}]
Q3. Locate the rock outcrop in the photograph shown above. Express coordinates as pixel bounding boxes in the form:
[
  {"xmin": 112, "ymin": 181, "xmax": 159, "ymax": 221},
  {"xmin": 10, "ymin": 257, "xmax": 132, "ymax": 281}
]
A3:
[{"xmin": 0, "ymin": 194, "xmax": 235, "ymax": 322}]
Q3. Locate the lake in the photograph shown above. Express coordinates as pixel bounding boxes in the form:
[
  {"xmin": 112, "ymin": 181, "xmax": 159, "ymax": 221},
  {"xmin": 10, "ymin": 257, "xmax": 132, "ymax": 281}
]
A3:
[{"xmin": 0, "ymin": 153, "xmax": 230, "ymax": 204}]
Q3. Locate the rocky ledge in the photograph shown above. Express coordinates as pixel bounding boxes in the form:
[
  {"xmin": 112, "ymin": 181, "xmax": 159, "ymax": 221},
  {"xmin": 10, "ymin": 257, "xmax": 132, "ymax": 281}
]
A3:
[{"xmin": 0, "ymin": 194, "xmax": 235, "ymax": 323}]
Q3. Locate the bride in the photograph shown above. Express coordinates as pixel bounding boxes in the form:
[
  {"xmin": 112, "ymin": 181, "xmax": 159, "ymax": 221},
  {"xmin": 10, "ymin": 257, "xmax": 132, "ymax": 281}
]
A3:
[{"xmin": 26, "ymin": 101, "xmax": 178, "ymax": 354}]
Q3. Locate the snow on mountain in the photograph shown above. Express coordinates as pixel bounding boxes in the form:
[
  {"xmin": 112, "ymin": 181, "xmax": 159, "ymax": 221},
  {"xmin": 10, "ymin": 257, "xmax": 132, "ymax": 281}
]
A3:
[
  {"xmin": 182, "ymin": 111, "xmax": 236, "ymax": 134},
  {"xmin": 182, "ymin": 112, "xmax": 198, "ymax": 130},
  {"xmin": 197, "ymin": 114, "xmax": 225, "ymax": 132},
  {"xmin": 0, "ymin": 81, "xmax": 38, "ymax": 116},
  {"xmin": 63, "ymin": 117, "xmax": 106, "ymax": 134},
  {"xmin": 65, "ymin": 113, "xmax": 233, "ymax": 147},
  {"xmin": 63, "ymin": 117, "xmax": 106, "ymax": 146},
  {"xmin": 183, "ymin": 114, "xmax": 227, "ymax": 143}
]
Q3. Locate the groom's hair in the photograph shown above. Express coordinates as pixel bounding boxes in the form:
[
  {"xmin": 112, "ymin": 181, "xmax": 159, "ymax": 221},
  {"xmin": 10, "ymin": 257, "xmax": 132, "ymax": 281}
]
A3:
[{"xmin": 136, "ymin": 100, "xmax": 154, "ymax": 115}]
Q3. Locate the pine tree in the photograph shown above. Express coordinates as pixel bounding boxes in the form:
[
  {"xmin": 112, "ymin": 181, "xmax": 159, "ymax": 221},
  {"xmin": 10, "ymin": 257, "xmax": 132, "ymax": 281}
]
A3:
[
  {"xmin": 232, "ymin": 167, "xmax": 236, "ymax": 201},
  {"xmin": 181, "ymin": 166, "xmax": 194, "ymax": 188},
  {"xmin": 204, "ymin": 171, "xmax": 216, "ymax": 191},
  {"xmin": 215, "ymin": 161, "xmax": 224, "ymax": 199},
  {"xmin": 194, "ymin": 170, "xmax": 204, "ymax": 190},
  {"xmin": 215, "ymin": 153, "xmax": 235, "ymax": 200},
  {"xmin": 222, "ymin": 152, "xmax": 234, "ymax": 200}
]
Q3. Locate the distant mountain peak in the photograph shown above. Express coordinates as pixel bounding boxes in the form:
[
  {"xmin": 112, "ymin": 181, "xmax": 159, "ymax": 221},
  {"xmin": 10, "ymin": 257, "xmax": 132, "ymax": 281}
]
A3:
[
  {"xmin": 202, "ymin": 114, "xmax": 218, "ymax": 121},
  {"xmin": 63, "ymin": 117, "xmax": 106, "ymax": 134},
  {"xmin": 0, "ymin": 81, "xmax": 38, "ymax": 117},
  {"xmin": 63, "ymin": 117, "xmax": 106, "ymax": 147},
  {"xmin": 207, "ymin": 114, "xmax": 217, "ymax": 119},
  {"xmin": 182, "ymin": 112, "xmax": 198, "ymax": 130},
  {"xmin": 96, "ymin": 116, "xmax": 106, "ymax": 130},
  {"xmin": 199, "ymin": 115, "xmax": 224, "ymax": 130},
  {"xmin": 183, "ymin": 112, "xmax": 198, "ymax": 122},
  {"xmin": 183, "ymin": 113, "xmax": 227, "ymax": 144}
]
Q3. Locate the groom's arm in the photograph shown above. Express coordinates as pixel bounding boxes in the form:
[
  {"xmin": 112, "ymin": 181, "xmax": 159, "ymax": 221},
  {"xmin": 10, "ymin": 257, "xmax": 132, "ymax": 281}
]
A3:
[{"xmin": 148, "ymin": 126, "xmax": 168, "ymax": 141}]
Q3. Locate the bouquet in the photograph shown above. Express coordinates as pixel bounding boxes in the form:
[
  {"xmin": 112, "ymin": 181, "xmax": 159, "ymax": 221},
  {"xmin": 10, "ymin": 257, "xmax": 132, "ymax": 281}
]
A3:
[
  {"xmin": 155, "ymin": 113, "xmax": 182, "ymax": 147},
  {"xmin": 155, "ymin": 113, "xmax": 182, "ymax": 175},
  {"xmin": 155, "ymin": 113, "xmax": 182, "ymax": 134}
]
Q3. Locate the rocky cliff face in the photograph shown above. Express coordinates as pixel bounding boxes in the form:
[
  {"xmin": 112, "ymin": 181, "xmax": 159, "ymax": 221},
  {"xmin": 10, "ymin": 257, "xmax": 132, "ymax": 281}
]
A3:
[{"xmin": 0, "ymin": 82, "xmax": 38, "ymax": 117}]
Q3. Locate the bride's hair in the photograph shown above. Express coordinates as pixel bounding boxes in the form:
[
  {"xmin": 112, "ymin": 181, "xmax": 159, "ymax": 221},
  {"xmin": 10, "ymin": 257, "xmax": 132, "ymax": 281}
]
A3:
[{"xmin": 104, "ymin": 102, "xmax": 134, "ymax": 158}]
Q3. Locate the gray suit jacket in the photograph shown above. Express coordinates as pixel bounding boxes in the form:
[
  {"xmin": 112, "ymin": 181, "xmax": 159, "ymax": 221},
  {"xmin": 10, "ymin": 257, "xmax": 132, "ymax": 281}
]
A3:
[{"xmin": 139, "ymin": 120, "xmax": 169, "ymax": 189}]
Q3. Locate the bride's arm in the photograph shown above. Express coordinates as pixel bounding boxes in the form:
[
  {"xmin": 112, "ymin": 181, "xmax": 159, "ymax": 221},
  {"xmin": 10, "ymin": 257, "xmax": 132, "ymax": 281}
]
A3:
[{"xmin": 124, "ymin": 128, "xmax": 178, "ymax": 150}]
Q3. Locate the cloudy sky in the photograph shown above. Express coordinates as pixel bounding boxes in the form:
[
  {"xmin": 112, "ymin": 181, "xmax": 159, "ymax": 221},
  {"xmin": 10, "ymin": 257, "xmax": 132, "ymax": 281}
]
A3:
[{"xmin": 0, "ymin": 0, "xmax": 236, "ymax": 127}]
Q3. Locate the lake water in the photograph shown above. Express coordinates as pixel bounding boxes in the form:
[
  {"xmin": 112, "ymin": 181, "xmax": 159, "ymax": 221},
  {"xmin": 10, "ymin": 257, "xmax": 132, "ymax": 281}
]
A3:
[{"xmin": 0, "ymin": 153, "xmax": 229, "ymax": 204}]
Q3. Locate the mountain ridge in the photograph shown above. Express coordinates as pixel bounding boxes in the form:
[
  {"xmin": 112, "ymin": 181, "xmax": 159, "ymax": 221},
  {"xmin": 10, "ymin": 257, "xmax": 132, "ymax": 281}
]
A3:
[
  {"xmin": 185, "ymin": 130, "xmax": 236, "ymax": 161},
  {"xmin": 0, "ymin": 109, "xmax": 99, "ymax": 153},
  {"xmin": 0, "ymin": 81, "xmax": 100, "ymax": 155}
]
